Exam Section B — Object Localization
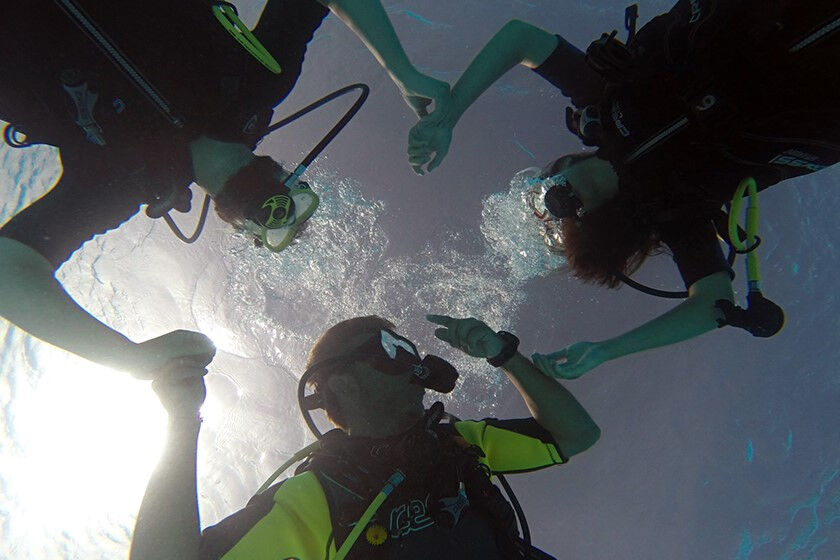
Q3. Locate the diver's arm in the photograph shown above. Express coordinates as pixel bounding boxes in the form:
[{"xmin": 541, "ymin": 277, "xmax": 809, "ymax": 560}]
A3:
[
  {"xmin": 534, "ymin": 272, "xmax": 734, "ymax": 379},
  {"xmin": 600, "ymin": 271, "xmax": 733, "ymax": 358},
  {"xmin": 426, "ymin": 314, "xmax": 599, "ymax": 458},
  {"xmin": 501, "ymin": 352, "xmax": 600, "ymax": 458},
  {"xmin": 319, "ymin": 0, "xmax": 416, "ymax": 85},
  {"xmin": 130, "ymin": 377, "xmax": 205, "ymax": 560},
  {"xmin": 319, "ymin": 0, "xmax": 448, "ymax": 116},
  {"xmin": 436, "ymin": 20, "xmax": 558, "ymax": 127},
  {"xmin": 0, "ymin": 237, "xmax": 135, "ymax": 365},
  {"xmin": 408, "ymin": 20, "xmax": 558, "ymax": 172},
  {"xmin": 0, "ymin": 237, "xmax": 215, "ymax": 377}
]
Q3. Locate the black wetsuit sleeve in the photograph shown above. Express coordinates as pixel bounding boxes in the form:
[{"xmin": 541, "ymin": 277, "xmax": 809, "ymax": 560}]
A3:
[
  {"xmin": 252, "ymin": 0, "xmax": 329, "ymax": 58},
  {"xmin": 659, "ymin": 220, "xmax": 734, "ymax": 289},
  {"xmin": 532, "ymin": 34, "xmax": 605, "ymax": 107},
  {"xmin": 0, "ymin": 161, "xmax": 145, "ymax": 270},
  {"xmin": 201, "ymin": 0, "xmax": 329, "ymax": 144},
  {"xmin": 198, "ymin": 484, "xmax": 281, "ymax": 560},
  {"xmin": 250, "ymin": 0, "xmax": 329, "ymax": 108}
]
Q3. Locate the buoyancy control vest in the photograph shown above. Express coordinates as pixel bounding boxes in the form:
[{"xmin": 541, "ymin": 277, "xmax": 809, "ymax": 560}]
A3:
[
  {"xmin": 569, "ymin": 0, "xmax": 840, "ymax": 210},
  {"xmin": 294, "ymin": 408, "xmax": 551, "ymax": 560},
  {"xmin": 1, "ymin": 0, "xmax": 319, "ymax": 212}
]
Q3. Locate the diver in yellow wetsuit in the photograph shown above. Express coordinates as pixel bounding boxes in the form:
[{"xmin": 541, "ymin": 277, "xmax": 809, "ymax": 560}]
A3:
[{"xmin": 130, "ymin": 314, "xmax": 600, "ymax": 559}]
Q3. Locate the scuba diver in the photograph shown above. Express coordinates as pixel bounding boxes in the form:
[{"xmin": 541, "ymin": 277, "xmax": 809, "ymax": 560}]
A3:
[
  {"xmin": 407, "ymin": 0, "xmax": 840, "ymax": 379},
  {"xmin": 130, "ymin": 314, "xmax": 600, "ymax": 559},
  {"xmin": 0, "ymin": 0, "xmax": 449, "ymax": 380}
]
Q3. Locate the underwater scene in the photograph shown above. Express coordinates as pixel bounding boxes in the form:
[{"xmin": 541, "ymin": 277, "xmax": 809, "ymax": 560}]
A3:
[{"xmin": 1, "ymin": 1, "xmax": 838, "ymax": 558}]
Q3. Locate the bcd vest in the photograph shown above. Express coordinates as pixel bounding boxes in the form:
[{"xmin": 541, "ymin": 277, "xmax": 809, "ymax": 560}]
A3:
[{"xmin": 569, "ymin": 0, "xmax": 840, "ymax": 212}]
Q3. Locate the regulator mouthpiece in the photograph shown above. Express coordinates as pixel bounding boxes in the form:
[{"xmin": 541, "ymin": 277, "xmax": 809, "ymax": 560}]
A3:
[{"xmin": 411, "ymin": 354, "xmax": 458, "ymax": 393}]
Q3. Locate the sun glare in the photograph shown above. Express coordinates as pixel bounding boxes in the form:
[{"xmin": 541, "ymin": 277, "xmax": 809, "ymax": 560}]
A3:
[{"xmin": 9, "ymin": 348, "xmax": 168, "ymax": 537}]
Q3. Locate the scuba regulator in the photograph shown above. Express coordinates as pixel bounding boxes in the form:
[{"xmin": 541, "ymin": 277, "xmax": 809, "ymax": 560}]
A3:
[{"xmin": 714, "ymin": 178, "xmax": 785, "ymax": 337}]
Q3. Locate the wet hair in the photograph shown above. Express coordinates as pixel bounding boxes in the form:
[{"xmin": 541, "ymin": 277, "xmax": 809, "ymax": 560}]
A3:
[
  {"xmin": 543, "ymin": 152, "xmax": 662, "ymax": 288},
  {"xmin": 306, "ymin": 316, "xmax": 396, "ymax": 429},
  {"xmin": 559, "ymin": 194, "xmax": 661, "ymax": 288},
  {"xmin": 213, "ymin": 156, "xmax": 288, "ymax": 227}
]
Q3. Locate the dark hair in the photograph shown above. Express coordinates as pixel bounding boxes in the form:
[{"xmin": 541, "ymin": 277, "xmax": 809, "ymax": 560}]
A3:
[
  {"xmin": 560, "ymin": 193, "xmax": 662, "ymax": 288},
  {"xmin": 306, "ymin": 316, "xmax": 396, "ymax": 429},
  {"xmin": 542, "ymin": 152, "xmax": 662, "ymax": 287},
  {"xmin": 213, "ymin": 156, "xmax": 288, "ymax": 227}
]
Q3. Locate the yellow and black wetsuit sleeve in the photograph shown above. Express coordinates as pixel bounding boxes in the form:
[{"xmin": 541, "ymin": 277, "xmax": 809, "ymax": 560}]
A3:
[
  {"xmin": 198, "ymin": 482, "xmax": 281, "ymax": 560},
  {"xmin": 454, "ymin": 418, "xmax": 566, "ymax": 474},
  {"xmin": 199, "ymin": 472, "xmax": 334, "ymax": 560}
]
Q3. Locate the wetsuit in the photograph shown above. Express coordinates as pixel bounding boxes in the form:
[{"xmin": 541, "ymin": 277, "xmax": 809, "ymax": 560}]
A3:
[
  {"xmin": 0, "ymin": 0, "xmax": 329, "ymax": 269},
  {"xmin": 533, "ymin": 0, "xmax": 840, "ymax": 288},
  {"xmin": 198, "ymin": 416, "xmax": 565, "ymax": 560}
]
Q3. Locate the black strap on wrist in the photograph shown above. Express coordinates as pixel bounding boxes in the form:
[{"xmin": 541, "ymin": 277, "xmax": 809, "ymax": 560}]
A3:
[{"xmin": 488, "ymin": 331, "xmax": 520, "ymax": 367}]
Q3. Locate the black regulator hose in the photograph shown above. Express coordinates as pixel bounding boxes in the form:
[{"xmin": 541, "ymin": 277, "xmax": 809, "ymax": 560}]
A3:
[{"xmin": 162, "ymin": 83, "xmax": 370, "ymax": 244}]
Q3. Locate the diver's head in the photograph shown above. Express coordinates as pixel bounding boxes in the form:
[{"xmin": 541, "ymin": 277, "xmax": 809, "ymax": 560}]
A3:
[
  {"xmin": 539, "ymin": 152, "xmax": 659, "ymax": 288},
  {"xmin": 213, "ymin": 156, "xmax": 297, "ymax": 230},
  {"xmin": 542, "ymin": 152, "xmax": 660, "ymax": 288},
  {"xmin": 305, "ymin": 316, "xmax": 429, "ymax": 437},
  {"xmin": 542, "ymin": 152, "xmax": 619, "ymax": 219}
]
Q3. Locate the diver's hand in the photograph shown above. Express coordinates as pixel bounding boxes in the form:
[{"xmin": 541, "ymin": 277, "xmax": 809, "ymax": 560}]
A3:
[
  {"xmin": 532, "ymin": 342, "xmax": 607, "ymax": 379},
  {"xmin": 427, "ymin": 314, "xmax": 504, "ymax": 359},
  {"xmin": 152, "ymin": 375, "xmax": 207, "ymax": 420},
  {"xmin": 130, "ymin": 330, "xmax": 216, "ymax": 381},
  {"xmin": 397, "ymin": 71, "xmax": 450, "ymax": 119},
  {"xmin": 408, "ymin": 118, "xmax": 453, "ymax": 175}
]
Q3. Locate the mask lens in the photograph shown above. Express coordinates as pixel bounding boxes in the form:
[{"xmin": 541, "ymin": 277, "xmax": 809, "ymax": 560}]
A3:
[
  {"xmin": 380, "ymin": 329, "xmax": 420, "ymax": 361},
  {"xmin": 544, "ymin": 181, "xmax": 583, "ymax": 219}
]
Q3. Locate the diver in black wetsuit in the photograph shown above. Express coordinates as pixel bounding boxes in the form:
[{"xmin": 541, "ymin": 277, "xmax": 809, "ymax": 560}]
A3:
[
  {"xmin": 0, "ymin": 0, "xmax": 449, "ymax": 380},
  {"xmin": 407, "ymin": 0, "xmax": 840, "ymax": 379}
]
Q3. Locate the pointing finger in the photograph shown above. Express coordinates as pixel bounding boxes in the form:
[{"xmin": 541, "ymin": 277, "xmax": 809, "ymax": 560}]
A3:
[
  {"xmin": 433, "ymin": 327, "xmax": 454, "ymax": 344},
  {"xmin": 426, "ymin": 314, "xmax": 453, "ymax": 327}
]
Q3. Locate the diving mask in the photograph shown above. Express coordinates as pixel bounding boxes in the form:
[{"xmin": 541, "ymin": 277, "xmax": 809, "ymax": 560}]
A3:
[
  {"xmin": 525, "ymin": 174, "xmax": 568, "ymax": 254},
  {"xmin": 543, "ymin": 174, "xmax": 584, "ymax": 219},
  {"xmin": 241, "ymin": 171, "xmax": 320, "ymax": 252},
  {"xmin": 303, "ymin": 328, "xmax": 459, "ymax": 401}
]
